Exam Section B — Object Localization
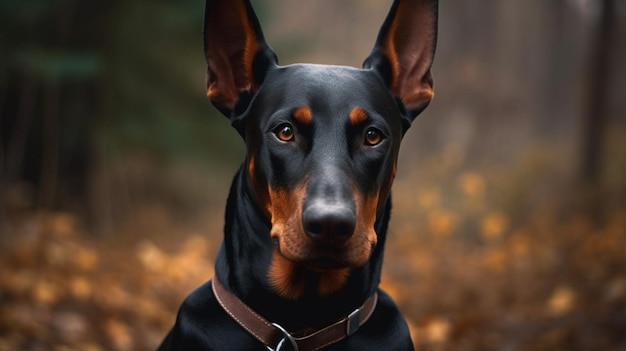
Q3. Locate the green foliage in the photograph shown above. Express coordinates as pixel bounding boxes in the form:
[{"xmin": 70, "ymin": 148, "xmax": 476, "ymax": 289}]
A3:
[
  {"xmin": 0, "ymin": 0, "xmax": 54, "ymax": 30},
  {"xmin": 100, "ymin": 0, "xmax": 243, "ymax": 164},
  {"xmin": 12, "ymin": 49, "xmax": 101, "ymax": 81},
  {"xmin": 2, "ymin": 0, "xmax": 245, "ymax": 168}
]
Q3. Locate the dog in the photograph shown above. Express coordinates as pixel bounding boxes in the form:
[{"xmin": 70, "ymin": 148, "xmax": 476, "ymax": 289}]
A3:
[{"xmin": 158, "ymin": 0, "xmax": 437, "ymax": 349}]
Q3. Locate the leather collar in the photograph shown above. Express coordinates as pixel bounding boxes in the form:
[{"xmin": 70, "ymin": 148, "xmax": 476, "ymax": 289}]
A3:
[{"xmin": 212, "ymin": 278, "xmax": 378, "ymax": 351}]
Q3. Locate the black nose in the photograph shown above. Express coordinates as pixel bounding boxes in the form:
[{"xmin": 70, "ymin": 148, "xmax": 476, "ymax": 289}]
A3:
[{"xmin": 302, "ymin": 204, "xmax": 356, "ymax": 246}]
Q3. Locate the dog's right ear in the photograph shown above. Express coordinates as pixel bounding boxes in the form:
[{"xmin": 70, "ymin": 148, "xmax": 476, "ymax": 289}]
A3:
[{"xmin": 204, "ymin": 0, "xmax": 277, "ymax": 119}]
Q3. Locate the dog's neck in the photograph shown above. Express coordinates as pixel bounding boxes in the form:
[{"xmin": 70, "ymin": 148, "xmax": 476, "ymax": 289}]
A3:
[{"xmin": 214, "ymin": 165, "xmax": 391, "ymax": 331}]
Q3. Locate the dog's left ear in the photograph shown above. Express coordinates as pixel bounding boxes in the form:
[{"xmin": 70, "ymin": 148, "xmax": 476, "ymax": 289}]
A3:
[
  {"xmin": 204, "ymin": 0, "xmax": 277, "ymax": 120},
  {"xmin": 364, "ymin": 0, "xmax": 438, "ymax": 128}
]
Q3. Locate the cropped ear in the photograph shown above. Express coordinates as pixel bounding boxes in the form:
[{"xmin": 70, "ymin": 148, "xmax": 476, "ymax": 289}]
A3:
[
  {"xmin": 363, "ymin": 0, "xmax": 438, "ymax": 125},
  {"xmin": 204, "ymin": 0, "xmax": 277, "ymax": 117}
]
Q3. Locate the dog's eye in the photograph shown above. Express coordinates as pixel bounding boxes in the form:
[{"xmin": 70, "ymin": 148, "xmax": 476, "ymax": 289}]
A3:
[
  {"xmin": 274, "ymin": 124, "xmax": 295, "ymax": 142},
  {"xmin": 364, "ymin": 128, "xmax": 383, "ymax": 146}
]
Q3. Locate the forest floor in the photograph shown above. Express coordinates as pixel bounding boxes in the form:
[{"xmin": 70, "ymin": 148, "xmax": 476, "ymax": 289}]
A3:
[{"xmin": 1, "ymin": 142, "xmax": 625, "ymax": 351}]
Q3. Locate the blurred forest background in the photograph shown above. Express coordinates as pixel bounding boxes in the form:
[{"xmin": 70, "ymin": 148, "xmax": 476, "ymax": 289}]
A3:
[{"xmin": 1, "ymin": 0, "xmax": 626, "ymax": 350}]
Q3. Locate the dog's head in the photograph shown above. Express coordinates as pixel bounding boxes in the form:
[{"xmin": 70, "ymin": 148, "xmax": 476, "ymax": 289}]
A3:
[{"xmin": 204, "ymin": 0, "xmax": 437, "ymax": 299}]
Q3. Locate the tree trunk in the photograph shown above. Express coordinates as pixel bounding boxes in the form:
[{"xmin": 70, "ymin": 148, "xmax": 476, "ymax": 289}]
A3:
[{"xmin": 581, "ymin": 0, "xmax": 615, "ymax": 185}]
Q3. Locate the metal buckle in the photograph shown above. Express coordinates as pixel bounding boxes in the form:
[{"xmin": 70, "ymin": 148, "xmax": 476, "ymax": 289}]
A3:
[
  {"xmin": 346, "ymin": 308, "xmax": 360, "ymax": 336},
  {"xmin": 269, "ymin": 323, "xmax": 298, "ymax": 351}
]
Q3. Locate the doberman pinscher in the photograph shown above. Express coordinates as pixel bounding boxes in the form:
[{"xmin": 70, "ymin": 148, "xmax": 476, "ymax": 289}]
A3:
[{"xmin": 158, "ymin": 0, "xmax": 437, "ymax": 349}]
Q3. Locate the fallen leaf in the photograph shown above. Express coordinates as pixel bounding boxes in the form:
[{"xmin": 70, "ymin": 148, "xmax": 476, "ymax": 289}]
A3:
[
  {"xmin": 105, "ymin": 319, "xmax": 134, "ymax": 351},
  {"xmin": 52, "ymin": 311, "xmax": 88, "ymax": 342},
  {"xmin": 457, "ymin": 172, "xmax": 486, "ymax": 198},
  {"xmin": 136, "ymin": 240, "xmax": 167, "ymax": 271},
  {"xmin": 425, "ymin": 317, "xmax": 451, "ymax": 343},
  {"xmin": 481, "ymin": 212, "xmax": 508, "ymax": 241},
  {"xmin": 69, "ymin": 277, "xmax": 92, "ymax": 300},
  {"xmin": 32, "ymin": 279, "xmax": 59, "ymax": 306},
  {"xmin": 428, "ymin": 209, "xmax": 458, "ymax": 237},
  {"xmin": 548, "ymin": 287, "xmax": 575, "ymax": 316}
]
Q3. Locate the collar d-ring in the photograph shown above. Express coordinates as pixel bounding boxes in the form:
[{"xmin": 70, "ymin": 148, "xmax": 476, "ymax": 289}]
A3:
[{"xmin": 271, "ymin": 323, "xmax": 298, "ymax": 351}]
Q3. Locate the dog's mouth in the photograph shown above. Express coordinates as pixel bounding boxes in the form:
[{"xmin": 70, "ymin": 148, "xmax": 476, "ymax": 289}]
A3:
[
  {"xmin": 305, "ymin": 257, "xmax": 349, "ymax": 271},
  {"xmin": 268, "ymin": 237, "xmax": 372, "ymax": 299},
  {"xmin": 271, "ymin": 233, "xmax": 376, "ymax": 271},
  {"xmin": 273, "ymin": 243, "xmax": 350, "ymax": 271}
]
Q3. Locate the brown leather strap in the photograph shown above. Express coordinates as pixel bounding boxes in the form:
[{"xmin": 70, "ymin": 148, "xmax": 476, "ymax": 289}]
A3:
[{"xmin": 212, "ymin": 278, "xmax": 377, "ymax": 351}]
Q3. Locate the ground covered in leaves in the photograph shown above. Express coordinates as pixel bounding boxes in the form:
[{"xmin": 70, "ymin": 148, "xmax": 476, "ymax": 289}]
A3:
[{"xmin": 1, "ymin": 145, "xmax": 625, "ymax": 351}]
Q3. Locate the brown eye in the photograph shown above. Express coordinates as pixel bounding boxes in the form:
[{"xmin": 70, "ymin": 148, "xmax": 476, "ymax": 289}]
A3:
[
  {"xmin": 275, "ymin": 124, "xmax": 295, "ymax": 142},
  {"xmin": 364, "ymin": 128, "xmax": 383, "ymax": 146}
]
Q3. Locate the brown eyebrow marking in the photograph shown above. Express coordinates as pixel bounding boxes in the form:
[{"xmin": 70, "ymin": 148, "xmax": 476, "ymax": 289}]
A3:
[
  {"xmin": 293, "ymin": 106, "xmax": 313, "ymax": 125},
  {"xmin": 349, "ymin": 107, "xmax": 369, "ymax": 126}
]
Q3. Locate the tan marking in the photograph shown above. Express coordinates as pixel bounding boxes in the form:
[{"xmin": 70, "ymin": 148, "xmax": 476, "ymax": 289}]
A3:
[
  {"xmin": 267, "ymin": 183, "xmax": 306, "ymax": 241},
  {"xmin": 247, "ymin": 155, "xmax": 272, "ymax": 220},
  {"xmin": 268, "ymin": 252, "xmax": 306, "ymax": 300},
  {"xmin": 247, "ymin": 155, "xmax": 256, "ymax": 183},
  {"xmin": 269, "ymin": 253, "xmax": 351, "ymax": 299},
  {"xmin": 318, "ymin": 269, "xmax": 350, "ymax": 297},
  {"xmin": 403, "ymin": 89, "xmax": 434, "ymax": 111},
  {"xmin": 293, "ymin": 106, "xmax": 313, "ymax": 125},
  {"xmin": 384, "ymin": 11, "xmax": 401, "ymax": 91},
  {"xmin": 241, "ymin": 6, "xmax": 260, "ymax": 91},
  {"xmin": 266, "ymin": 182, "xmax": 308, "ymax": 298},
  {"xmin": 349, "ymin": 107, "xmax": 369, "ymax": 126},
  {"xmin": 352, "ymin": 189, "xmax": 379, "ymax": 265},
  {"xmin": 207, "ymin": 78, "xmax": 242, "ymax": 107}
]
